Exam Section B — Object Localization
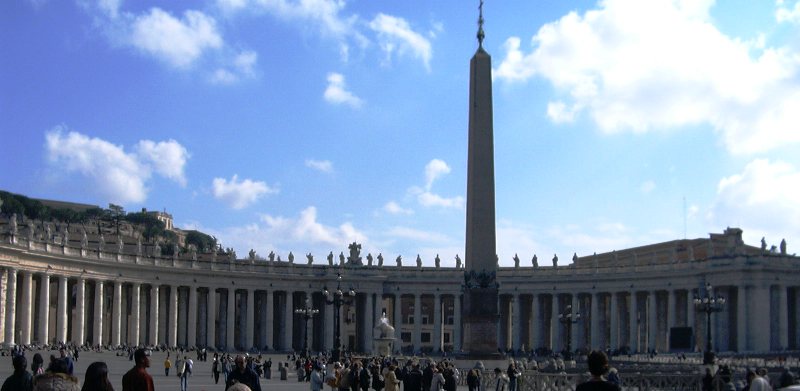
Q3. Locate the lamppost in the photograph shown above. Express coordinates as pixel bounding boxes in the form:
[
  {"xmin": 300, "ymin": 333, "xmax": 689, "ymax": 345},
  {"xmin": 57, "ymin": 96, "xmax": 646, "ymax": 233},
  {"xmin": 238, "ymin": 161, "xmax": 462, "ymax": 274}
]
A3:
[
  {"xmin": 295, "ymin": 297, "xmax": 319, "ymax": 358},
  {"xmin": 558, "ymin": 304, "xmax": 581, "ymax": 360},
  {"xmin": 322, "ymin": 273, "xmax": 355, "ymax": 363},
  {"xmin": 694, "ymin": 282, "xmax": 725, "ymax": 365}
]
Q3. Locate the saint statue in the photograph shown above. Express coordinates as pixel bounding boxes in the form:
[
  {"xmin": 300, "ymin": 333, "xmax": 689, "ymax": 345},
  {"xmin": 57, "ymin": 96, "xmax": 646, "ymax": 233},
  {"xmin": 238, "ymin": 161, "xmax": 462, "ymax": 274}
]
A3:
[
  {"xmin": 532, "ymin": 254, "xmax": 538, "ymax": 268},
  {"xmin": 118, "ymin": 235, "xmax": 124, "ymax": 253},
  {"xmin": 327, "ymin": 251, "xmax": 334, "ymax": 266},
  {"xmin": 396, "ymin": 255, "xmax": 402, "ymax": 267},
  {"xmin": 572, "ymin": 252, "xmax": 578, "ymax": 262},
  {"xmin": 288, "ymin": 251, "xmax": 294, "ymax": 263},
  {"xmin": 367, "ymin": 253, "xmax": 373, "ymax": 266},
  {"xmin": 416, "ymin": 254, "xmax": 422, "ymax": 267},
  {"xmin": 268, "ymin": 251, "xmax": 275, "ymax": 262},
  {"xmin": 339, "ymin": 252, "xmax": 345, "ymax": 265},
  {"xmin": 781, "ymin": 239, "xmax": 787, "ymax": 254},
  {"xmin": 306, "ymin": 253, "xmax": 314, "ymax": 265},
  {"xmin": 513, "ymin": 253, "xmax": 520, "ymax": 268},
  {"xmin": 249, "ymin": 249, "xmax": 257, "ymax": 260},
  {"xmin": 455, "ymin": 254, "xmax": 462, "ymax": 268},
  {"xmin": 377, "ymin": 253, "xmax": 384, "ymax": 267},
  {"xmin": 435, "ymin": 254, "xmax": 440, "ymax": 268},
  {"xmin": 552, "ymin": 254, "xmax": 558, "ymax": 267},
  {"xmin": 9, "ymin": 213, "xmax": 17, "ymax": 234}
]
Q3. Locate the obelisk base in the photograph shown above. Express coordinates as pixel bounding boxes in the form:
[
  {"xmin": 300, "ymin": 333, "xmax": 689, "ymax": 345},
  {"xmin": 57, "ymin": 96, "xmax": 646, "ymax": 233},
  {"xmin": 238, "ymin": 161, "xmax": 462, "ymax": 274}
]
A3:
[{"xmin": 460, "ymin": 287, "xmax": 501, "ymax": 358}]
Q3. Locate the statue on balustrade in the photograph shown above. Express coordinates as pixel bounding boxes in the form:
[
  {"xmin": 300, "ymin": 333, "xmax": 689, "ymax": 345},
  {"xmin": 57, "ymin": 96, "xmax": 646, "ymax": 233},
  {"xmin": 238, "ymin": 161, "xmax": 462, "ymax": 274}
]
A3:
[
  {"xmin": 118, "ymin": 236, "xmax": 124, "ymax": 253},
  {"xmin": 416, "ymin": 254, "xmax": 422, "ymax": 267},
  {"xmin": 249, "ymin": 249, "xmax": 257, "ymax": 260},
  {"xmin": 81, "ymin": 228, "xmax": 88, "ymax": 249},
  {"xmin": 532, "ymin": 254, "xmax": 538, "ymax": 268},
  {"xmin": 435, "ymin": 254, "xmax": 440, "ymax": 268},
  {"xmin": 455, "ymin": 254, "xmax": 461, "ymax": 268},
  {"xmin": 288, "ymin": 251, "xmax": 294, "ymax": 263},
  {"xmin": 307, "ymin": 253, "xmax": 314, "ymax": 265},
  {"xmin": 781, "ymin": 239, "xmax": 787, "ymax": 254},
  {"xmin": 99, "ymin": 234, "xmax": 105, "ymax": 251},
  {"xmin": 153, "ymin": 242, "xmax": 161, "ymax": 257},
  {"xmin": 339, "ymin": 252, "xmax": 345, "ymax": 265},
  {"xmin": 347, "ymin": 242, "xmax": 363, "ymax": 265},
  {"xmin": 45, "ymin": 223, "xmax": 52, "ymax": 242},
  {"xmin": 396, "ymin": 255, "xmax": 402, "ymax": 267},
  {"xmin": 367, "ymin": 253, "xmax": 373, "ymax": 266},
  {"xmin": 552, "ymin": 254, "xmax": 558, "ymax": 267},
  {"xmin": 572, "ymin": 253, "xmax": 578, "ymax": 263},
  {"xmin": 514, "ymin": 253, "xmax": 520, "ymax": 268},
  {"xmin": 61, "ymin": 225, "xmax": 69, "ymax": 245},
  {"xmin": 761, "ymin": 237, "xmax": 767, "ymax": 252},
  {"xmin": 27, "ymin": 222, "xmax": 35, "ymax": 241},
  {"xmin": 137, "ymin": 238, "xmax": 142, "ymax": 255},
  {"xmin": 9, "ymin": 213, "xmax": 17, "ymax": 235},
  {"xmin": 377, "ymin": 253, "xmax": 384, "ymax": 267},
  {"xmin": 327, "ymin": 251, "xmax": 334, "ymax": 266},
  {"xmin": 268, "ymin": 251, "xmax": 275, "ymax": 263}
]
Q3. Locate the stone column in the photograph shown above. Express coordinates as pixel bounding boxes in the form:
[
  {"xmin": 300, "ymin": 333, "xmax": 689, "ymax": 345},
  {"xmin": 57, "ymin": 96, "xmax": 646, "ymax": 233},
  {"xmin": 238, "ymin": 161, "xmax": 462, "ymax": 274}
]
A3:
[
  {"xmin": 0, "ymin": 268, "xmax": 7, "ymax": 343},
  {"xmin": 73, "ymin": 278, "xmax": 85, "ymax": 345},
  {"xmin": 112, "ymin": 281, "xmax": 122, "ymax": 347},
  {"xmin": 246, "ymin": 289, "xmax": 255, "ymax": 350},
  {"xmin": 94, "ymin": 281, "xmax": 104, "ymax": 346},
  {"xmin": 169, "ymin": 286, "xmax": 178, "ymax": 347},
  {"xmin": 512, "ymin": 294, "xmax": 521, "ymax": 351},
  {"xmin": 667, "ymin": 289, "xmax": 676, "ymax": 350},
  {"xmin": 39, "ymin": 274, "xmax": 51, "ymax": 345},
  {"xmin": 206, "ymin": 288, "xmax": 216, "ymax": 348},
  {"xmin": 748, "ymin": 284, "xmax": 770, "ymax": 351},
  {"xmin": 20, "ymin": 271, "xmax": 32, "ymax": 345},
  {"xmin": 130, "ymin": 282, "xmax": 140, "ymax": 346},
  {"xmin": 551, "ymin": 294, "xmax": 560, "ymax": 351},
  {"xmin": 778, "ymin": 284, "xmax": 788, "ymax": 349},
  {"xmin": 433, "ymin": 293, "xmax": 442, "ymax": 352},
  {"xmin": 530, "ymin": 294, "xmax": 539, "ymax": 350},
  {"xmin": 57, "ymin": 275, "xmax": 68, "ymax": 344},
  {"xmin": 609, "ymin": 292, "xmax": 619, "ymax": 349},
  {"xmin": 453, "ymin": 294, "xmax": 462, "ymax": 352},
  {"xmin": 227, "ymin": 288, "xmax": 236, "ymax": 350},
  {"xmin": 149, "ymin": 285, "xmax": 159, "ymax": 346},
  {"xmin": 647, "ymin": 290, "xmax": 657, "ymax": 351},
  {"xmin": 188, "ymin": 286, "xmax": 198, "ymax": 347},
  {"xmin": 590, "ymin": 292, "xmax": 600, "ymax": 350},
  {"xmin": 571, "ymin": 294, "xmax": 580, "ymax": 352},
  {"xmin": 687, "ymin": 288, "xmax": 696, "ymax": 350},
  {"xmin": 413, "ymin": 293, "xmax": 422, "ymax": 353},
  {"xmin": 364, "ymin": 292, "xmax": 374, "ymax": 353},
  {"xmin": 323, "ymin": 292, "xmax": 332, "ymax": 351},
  {"xmin": 4, "ymin": 269, "xmax": 17, "ymax": 345},
  {"xmin": 283, "ymin": 291, "xmax": 293, "ymax": 351},
  {"xmin": 629, "ymin": 291, "xmax": 638, "ymax": 352},
  {"xmin": 265, "ymin": 290, "xmax": 274, "ymax": 350},
  {"xmin": 393, "ymin": 294, "xmax": 402, "ymax": 352},
  {"xmin": 736, "ymin": 286, "xmax": 747, "ymax": 351}
]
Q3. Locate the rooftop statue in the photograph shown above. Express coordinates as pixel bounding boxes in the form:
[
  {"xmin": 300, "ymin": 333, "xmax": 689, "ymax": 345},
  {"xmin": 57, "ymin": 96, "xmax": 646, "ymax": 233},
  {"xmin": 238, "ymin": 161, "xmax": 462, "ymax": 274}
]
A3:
[
  {"xmin": 552, "ymin": 254, "xmax": 558, "ymax": 267},
  {"xmin": 435, "ymin": 254, "xmax": 440, "ymax": 268},
  {"xmin": 572, "ymin": 253, "xmax": 578, "ymax": 262},
  {"xmin": 347, "ymin": 242, "xmax": 363, "ymax": 265},
  {"xmin": 781, "ymin": 239, "xmax": 787, "ymax": 254},
  {"xmin": 288, "ymin": 251, "xmax": 294, "ymax": 263},
  {"xmin": 339, "ymin": 251, "xmax": 345, "ymax": 266},
  {"xmin": 377, "ymin": 253, "xmax": 384, "ymax": 267},
  {"xmin": 118, "ymin": 236, "xmax": 124, "ymax": 252},
  {"xmin": 367, "ymin": 253, "xmax": 373, "ymax": 266},
  {"xmin": 327, "ymin": 251, "xmax": 334, "ymax": 266},
  {"xmin": 455, "ymin": 254, "xmax": 462, "ymax": 268},
  {"xmin": 416, "ymin": 254, "xmax": 422, "ymax": 267},
  {"xmin": 306, "ymin": 253, "xmax": 314, "ymax": 265},
  {"xmin": 514, "ymin": 253, "xmax": 520, "ymax": 268},
  {"xmin": 248, "ymin": 249, "xmax": 256, "ymax": 260},
  {"xmin": 153, "ymin": 242, "xmax": 161, "ymax": 257},
  {"xmin": 268, "ymin": 251, "xmax": 275, "ymax": 263},
  {"xmin": 396, "ymin": 255, "xmax": 402, "ymax": 267},
  {"xmin": 532, "ymin": 254, "xmax": 538, "ymax": 268},
  {"xmin": 9, "ymin": 214, "xmax": 17, "ymax": 234}
]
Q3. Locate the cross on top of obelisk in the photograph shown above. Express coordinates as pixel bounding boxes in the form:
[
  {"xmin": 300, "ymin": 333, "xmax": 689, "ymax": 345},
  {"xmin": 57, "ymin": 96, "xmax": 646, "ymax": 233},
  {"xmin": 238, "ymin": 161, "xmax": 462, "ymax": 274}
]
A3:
[{"xmin": 477, "ymin": 0, "xmax": 485, "ymax": 47}]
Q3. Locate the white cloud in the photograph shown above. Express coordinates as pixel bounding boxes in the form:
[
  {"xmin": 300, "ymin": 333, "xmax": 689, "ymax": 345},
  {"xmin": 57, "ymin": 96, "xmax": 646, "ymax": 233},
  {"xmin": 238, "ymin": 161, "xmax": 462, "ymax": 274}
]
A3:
[
  {"xmin": 640, "ymin": 180, "xmax": 655, "ymax": 194},
  {"xmin": 305, "ymin": 159, "xmax": 333, "ymax": 173},
  {"xmin": 386, "ymin": 226, "xmax": 449, "ymax": 243},
  {"xmin": 415, "ymin": 190, "xmax": 464, "ymax": 209},
  {"xmin": 546, "ymin": 100, "xmax": 579, "ymax": 123},
  {"xmin": 260, "ymin": 206, "xmax": 365, "ymax": 246},
  {"xmin": 494, "ymin": 0, "xmax": 800, "ymax": 155},
  {"xmin": 212, "ymin": 174, "xmax": 277, "ymax": 209},
  {"xmin": 324, "ymin": 72, "xmax": 363, "ymax": 108},
  {"xmin": 777, "ymin": 0, "xmax": 800, "ymax": 23},
  {"xmin": 44, "ymin": 127, "xmax": 188, "ymax": 204},
  {"xmin": 383, "ymin": 201, "xmax": 413, "ymax": 215},
  {"xmin": 710, "ymin": 159, "xmax": 800, "ymax": 245},
  {"xmin": 424, "ymin": 159, "xmax": 450, "ymax": 190},
  {"xmin": 98, "ymin": 0, "xmax": 121, "ymax": 18},
  {"xmin": 130, "ymin": 8, "xmax": 223, "ymax": 68},
  {"xmin": 368, "ymin": 13, "xmax": 432, "ymax": 70},
  {"xmin": 135, "ymin": 139, "xmax": 190, "ymax": 186}
]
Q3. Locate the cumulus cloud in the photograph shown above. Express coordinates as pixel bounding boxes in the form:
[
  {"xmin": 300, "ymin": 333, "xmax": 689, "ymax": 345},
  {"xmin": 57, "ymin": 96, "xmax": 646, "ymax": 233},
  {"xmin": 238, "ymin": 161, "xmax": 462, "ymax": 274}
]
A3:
[
  {"xmin": 130, "ymin": 8, "xmax": 223, "ymax": 68},
  {"xmin": 324, "ymin": 72, "xmax": 363, "ymax": 108},
  {"xmin": 98, "ymin": 0, "xmax": 121, "ymax": 18},
  {"xmin": 777, "ymin": 0, "xmax": 800, "ymax": 23},
  {"xmin": 369, "ymin": 13, "xmax": 432, "ymax": 70},
  {"xmin": 44, "ymin": 127, "xmax": 188, "ymax": 204},
  {"xmin": 405, "ymin": 159, "xmax": 463, "ymax": 209},
  {"xmin": 710, "ymin": 159, "xmax": 800, "ymax": 245},
  {"xmin": 386, "ymin": 226, "xmax": 449, "ymax": 243},
  {"xmin": 383, "ymin": 201, "xmax": 413, "ymax": 215},
  {"xmin": 424, "ymin": 159, "xmax": 450, "ymax": 190},
  {"xmin": 305, "ymin": 159, "xmax": 333, "ymax": 173},
  {"xmin": 494, "ymin": 0, "xmax": 800, "ymax": 155},
  {"xmin": 260, "ymin": 206, "xmax": 365, "ymax": 246},
  {"xmin": 212, "ymin": 174, "xmax": 277, "ymax": 209},
  {"xmin": 415, "ymin": 191, "xmax": 464, "ymax": 209},
  {"xmin": 211, "ymin": 50, "xmax": 259, "ymax": 84}
]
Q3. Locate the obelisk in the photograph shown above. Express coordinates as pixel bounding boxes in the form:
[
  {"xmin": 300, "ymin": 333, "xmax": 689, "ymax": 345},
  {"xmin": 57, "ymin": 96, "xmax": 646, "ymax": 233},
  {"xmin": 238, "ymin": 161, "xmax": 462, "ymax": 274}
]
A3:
[{"xmin": 462, "ymin": 0, "xmax": 499, "ymax": 357}]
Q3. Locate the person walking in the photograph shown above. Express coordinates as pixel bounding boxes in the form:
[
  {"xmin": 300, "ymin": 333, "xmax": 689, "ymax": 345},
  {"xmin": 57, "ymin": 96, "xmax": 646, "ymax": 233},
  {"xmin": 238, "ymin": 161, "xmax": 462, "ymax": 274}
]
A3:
[
  {"xmin": 180, "ymin": 356, "xmax": 192, "ymax": 391},
  {"xmin": 311, "ymin": 364, "xmax": 325, "ymax": 391},
  {"xmin": 121, "ymin": 348, "xmax": 154, "ymax": 391},
  {"xmin": 491, "ymin": 368, "xmax": 509, "ymax": 391},
  {"xmin": 33, "ymin": 356, "xmax": 80, "ymax": 391},
  {"xmin": 227, "ymin": 355, "xmax": 262, "ymax": 391},
  {"xmin": 385, "ymin": 365, "xmax": 401, "ymax": 391},
  {"xmin": 2, "ymin": 354, "xmax": 33, "ymax": 391},
  {"xmin": 164, "ymin": 355, "xmax": 172, "ymax": 377},
  {"xmin": 212, "ymin": 356, "xmax": 221, "ymax": 384}
]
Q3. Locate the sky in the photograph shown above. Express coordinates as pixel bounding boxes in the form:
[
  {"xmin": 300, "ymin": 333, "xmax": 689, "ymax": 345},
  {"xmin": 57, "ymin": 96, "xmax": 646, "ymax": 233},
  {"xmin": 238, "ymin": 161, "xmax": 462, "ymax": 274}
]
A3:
[{"xmin": 2, "ymin": 0, "xmax": 800, "ymax": 267}]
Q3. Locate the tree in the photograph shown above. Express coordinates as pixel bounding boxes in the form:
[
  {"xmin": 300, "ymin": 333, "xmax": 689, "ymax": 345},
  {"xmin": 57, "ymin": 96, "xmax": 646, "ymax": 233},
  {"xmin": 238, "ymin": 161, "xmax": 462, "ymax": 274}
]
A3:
[{"xmin": 185, "ymin": 230, "xmax": 216, "ymax": 252}]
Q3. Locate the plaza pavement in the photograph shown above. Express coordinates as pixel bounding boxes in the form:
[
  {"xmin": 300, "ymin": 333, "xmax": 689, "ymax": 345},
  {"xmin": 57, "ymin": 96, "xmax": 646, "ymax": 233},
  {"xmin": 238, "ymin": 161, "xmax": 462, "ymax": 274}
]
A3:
[{"xmin": 0, "ymin": 350, "xmax": 480, "ymax": 391}]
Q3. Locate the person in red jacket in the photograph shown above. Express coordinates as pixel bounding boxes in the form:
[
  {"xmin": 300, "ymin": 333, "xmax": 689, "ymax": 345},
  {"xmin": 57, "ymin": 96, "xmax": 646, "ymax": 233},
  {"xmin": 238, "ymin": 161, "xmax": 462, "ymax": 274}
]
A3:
[{"xmin": 122, "ymin": 349, "xmax": 155, "ymax": 391}]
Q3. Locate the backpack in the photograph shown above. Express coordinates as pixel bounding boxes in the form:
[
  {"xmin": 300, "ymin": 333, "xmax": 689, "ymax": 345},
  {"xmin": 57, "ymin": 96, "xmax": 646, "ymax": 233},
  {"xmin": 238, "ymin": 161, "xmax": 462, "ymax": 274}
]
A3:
[{"xmin": 326, "ymin": 373, "xmax": 338, "ymax": 388}]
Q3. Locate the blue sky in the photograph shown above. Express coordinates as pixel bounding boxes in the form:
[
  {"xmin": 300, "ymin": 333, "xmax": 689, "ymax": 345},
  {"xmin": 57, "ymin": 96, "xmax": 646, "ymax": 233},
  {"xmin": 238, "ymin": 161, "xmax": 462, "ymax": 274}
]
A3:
[{"xmin": 2, "ymin": 0, "xmax": 800, "ymax": 266}]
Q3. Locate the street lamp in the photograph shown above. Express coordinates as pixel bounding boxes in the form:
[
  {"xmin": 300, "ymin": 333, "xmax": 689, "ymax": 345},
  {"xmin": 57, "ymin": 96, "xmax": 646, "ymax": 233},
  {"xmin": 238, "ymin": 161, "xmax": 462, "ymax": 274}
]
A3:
[
  {"xmin": 558, "ymin": 304, "xmax": 581, "ymax": 360},
  {"xmin": 295, "ymin": 297, "xmax": 319, "ymax": 358},
  {"xmin": 693, "ymin": 282, "xmax": 725, "ymax": 365},
  {"xmin": 322, "ymin": 273, "xmax": 355, "ymax": 362}
]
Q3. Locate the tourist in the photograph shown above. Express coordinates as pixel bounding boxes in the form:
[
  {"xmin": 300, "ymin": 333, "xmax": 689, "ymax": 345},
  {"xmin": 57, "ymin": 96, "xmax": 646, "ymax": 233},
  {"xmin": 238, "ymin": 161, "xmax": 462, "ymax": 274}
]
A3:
[
  {"xmin": 2, "ymin": 354, "xmax": 33, "ymax": 391},
  {"xmin": 33, "ymin": 356, "xmax": 80, "ymax": 391},
  {"xmin": 466, "ymin": 368, "xmax": 481, "ymax": 391},
  {"xmin": 180, "ymin": 356, "xmax": 192, "ymax": 391},
  {"xmin": 280, "ymin": 362, "xmax": 288, "ymax": 380},
  {"xmin": 31, "ymin": 353, "xmax": 45, "ymax": 376},
  {"xmin": 121, "ymin": 348, "xmax": 154, "ymax": 391},
  {"xmin": 780, "ymin": 367, "xmax": 797, "ymax": 388},
  {"xmin": 82, "ymin": 361, "xmax": 114, "ymax": 391},
  {"xmin": 442, "ymin": 366, "xmax": 456, "ymax": 391},
  {"xmin": 421, "ymin": 362, "xmax": 433, "ymax": 391},
  {"xmin": 227, "ymin": 355, "xmax": 261, "ymax": 391},
  {"xmin": 222, "ymin": 355, "xmax": 232, "ymax": 384},
  {"xmin": 747, "ymin": 368, "xmax": 772, "ymax": 391},
  {"xmin": 429, "ymin": 367, "xmax": 445, "ymax": 391},
  {"xmin": 403, "ymin": 362, "xmax": 422, "ymax": 391},
  {"xmin": 606, "ymin": 367, "xmax": 620, "ymax": 387},
  {"xmin": 370, "ymin": 365, "xmax": 384, "ymax": 391},
  {"xmin": 311, "ymin": 364, "xmax": 325, "ymax": 391},
  {"xmin": 264, "ymin": 358, "xmax": 272, "ymax": 379},
  {"xmin": 575, "ymin": 351, "xmax": 619, "ymax": 391},
  {"xmin": 491, "ymin": 368, "xmax": 508, "ymax": 391},
  {"xmin": 212, "ymin": 356, "xmax": 221, "ymax": 384},
  {"xmin": 702, "ymin": 368, "xmax": 713, "ymax": 391},
  {"xmin": 358, "ymin": 361, "xmax": 371, "ymax": 391},
  {"xmin": 385, "ymin": 365, "xmax": 401, "ymax": 391},
  {"xmin": 164, "ymin": 354, "xmax": 171, "ymax": 377},
  {"xmin": 506, "ymin": 361, "xmax": 520, "ymax": 391},
  {"xmin": 60, "ymin": 348, "xmax": 75, "ymax": 376}
]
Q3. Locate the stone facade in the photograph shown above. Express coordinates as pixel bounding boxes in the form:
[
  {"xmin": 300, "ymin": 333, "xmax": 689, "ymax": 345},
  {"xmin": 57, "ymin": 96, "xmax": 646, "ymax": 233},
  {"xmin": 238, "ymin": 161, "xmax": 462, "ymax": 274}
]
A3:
[{"xmin": 0, "ymin": 222, "xmax": 798, "ymax": 355}]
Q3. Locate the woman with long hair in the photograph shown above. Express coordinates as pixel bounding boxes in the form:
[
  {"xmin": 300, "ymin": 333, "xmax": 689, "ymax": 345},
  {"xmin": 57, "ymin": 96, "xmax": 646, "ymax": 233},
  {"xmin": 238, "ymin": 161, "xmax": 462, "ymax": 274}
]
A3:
[{"xmin": 81, "ymin": 361, "xmax": 114, "ymax": 391}]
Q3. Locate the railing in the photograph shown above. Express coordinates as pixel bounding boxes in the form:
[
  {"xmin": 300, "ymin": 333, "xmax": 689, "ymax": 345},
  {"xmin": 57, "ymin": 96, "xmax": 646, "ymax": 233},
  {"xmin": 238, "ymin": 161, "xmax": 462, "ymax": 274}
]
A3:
[{"xmin": 463, "ymin": 371, "xmax": 700, "ymax": 391}]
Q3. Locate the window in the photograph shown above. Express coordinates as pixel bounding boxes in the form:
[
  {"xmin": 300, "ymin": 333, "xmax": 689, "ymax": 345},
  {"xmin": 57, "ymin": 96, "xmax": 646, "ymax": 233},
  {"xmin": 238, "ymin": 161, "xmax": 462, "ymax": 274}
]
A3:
[
  {"xmin": 421, "ymin": 333, "xmax": 431, "ymax": 343},
  {"xmin": 421, "ymin": 315, "xmax": 429, "ymax": 325},
  {"xmin": 444, "ymin": 333, "xmax": 450, "ymax": 344},
  {"xmin": 407, "ymin": 316, "xmax": 415, "ymax": 324},
  {"xmin": 446, "ymin": 316, "xmax": 454, "ymax": 325},
  {"xmin": 401, "ymin": 332, "xmax": 411, "ymax": 343}
]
